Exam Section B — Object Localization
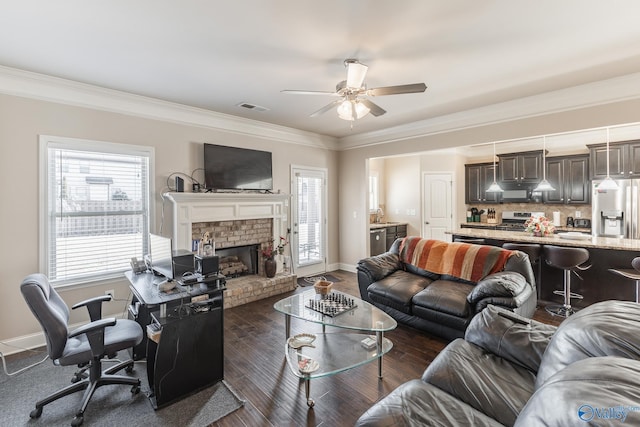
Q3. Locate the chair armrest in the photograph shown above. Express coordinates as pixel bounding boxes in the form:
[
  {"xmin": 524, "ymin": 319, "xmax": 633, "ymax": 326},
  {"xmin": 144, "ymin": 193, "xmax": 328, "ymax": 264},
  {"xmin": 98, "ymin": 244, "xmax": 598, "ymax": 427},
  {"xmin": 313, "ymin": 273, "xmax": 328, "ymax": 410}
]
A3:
[
  {"xmin": 72, "ymin": 295, "xmax": 111, "ymax": 321},
  {"xmin": 467, "ymin": 271, "xmax": 528, "ymax": 305},
  {"xmin": 356, "ymin": 253, "xmax": 400, "ymax": 300},
  {"xmin": 465, "ymin": 305, "xmax": 556, "ymax": 373},
  {"xmin": 69, "ymin": 317, "xmax": 117, "ymax": 358}
]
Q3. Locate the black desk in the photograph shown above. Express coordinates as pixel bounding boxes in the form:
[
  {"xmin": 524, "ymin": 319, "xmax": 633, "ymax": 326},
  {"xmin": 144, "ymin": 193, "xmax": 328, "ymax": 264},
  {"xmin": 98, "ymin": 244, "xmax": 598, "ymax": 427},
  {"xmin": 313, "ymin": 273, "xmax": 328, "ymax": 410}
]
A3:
[{"xmin": 125, "ymin": 271, "xmax": 226, "ymax": 408}]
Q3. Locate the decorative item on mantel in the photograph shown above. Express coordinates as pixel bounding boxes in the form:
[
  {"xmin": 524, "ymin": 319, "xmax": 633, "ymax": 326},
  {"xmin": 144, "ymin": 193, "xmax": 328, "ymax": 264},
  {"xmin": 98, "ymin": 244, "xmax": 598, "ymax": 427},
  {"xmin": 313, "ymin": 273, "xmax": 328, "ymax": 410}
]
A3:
[{"xmin": 524, "ymin": 215, "xmax": 556, "ymax": 237}]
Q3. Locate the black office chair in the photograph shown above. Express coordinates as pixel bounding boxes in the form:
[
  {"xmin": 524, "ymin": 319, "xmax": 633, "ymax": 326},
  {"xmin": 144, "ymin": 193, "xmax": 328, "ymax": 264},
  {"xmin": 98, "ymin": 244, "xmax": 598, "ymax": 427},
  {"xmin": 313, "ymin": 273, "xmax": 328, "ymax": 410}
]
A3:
[{"xmin": 20, "ymin": 274, "xmax": 143, "ymax": 426}]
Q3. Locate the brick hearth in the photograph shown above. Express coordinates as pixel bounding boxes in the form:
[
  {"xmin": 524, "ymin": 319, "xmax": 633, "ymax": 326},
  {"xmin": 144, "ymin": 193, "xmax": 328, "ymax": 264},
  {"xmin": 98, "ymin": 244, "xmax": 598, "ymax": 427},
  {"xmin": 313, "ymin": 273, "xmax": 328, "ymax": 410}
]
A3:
[{"xmin": 223, "ymin": 273, "xmax": 297, "ymax": 309}]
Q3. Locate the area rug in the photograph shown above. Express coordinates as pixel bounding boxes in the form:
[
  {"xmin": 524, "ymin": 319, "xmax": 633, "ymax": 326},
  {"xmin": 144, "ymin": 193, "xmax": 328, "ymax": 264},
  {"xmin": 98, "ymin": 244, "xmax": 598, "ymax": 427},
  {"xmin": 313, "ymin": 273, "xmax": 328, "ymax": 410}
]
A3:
[
  {"xmin": 1, "ymin": 350, "xmax": 245, "ymax": 427},
  {"xmin": 297, "ymin": 273, "xmax": 342, "ymax": 287}
]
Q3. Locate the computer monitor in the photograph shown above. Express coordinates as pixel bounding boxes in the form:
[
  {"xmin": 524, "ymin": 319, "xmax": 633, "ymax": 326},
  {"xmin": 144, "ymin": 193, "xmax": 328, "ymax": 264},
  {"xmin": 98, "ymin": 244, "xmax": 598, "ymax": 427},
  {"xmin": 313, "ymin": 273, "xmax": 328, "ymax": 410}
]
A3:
[{"xmin": 149, "ymin": 233, "xmax": 173, "ymax": 280}]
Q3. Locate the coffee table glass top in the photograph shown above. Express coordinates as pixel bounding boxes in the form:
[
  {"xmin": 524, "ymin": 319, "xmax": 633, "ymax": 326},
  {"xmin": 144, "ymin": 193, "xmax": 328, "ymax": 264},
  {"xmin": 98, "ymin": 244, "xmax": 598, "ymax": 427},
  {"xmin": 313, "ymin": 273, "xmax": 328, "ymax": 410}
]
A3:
[{"xmin": 273, "ymin": 289, "xmax": 397, "ymax": 331}]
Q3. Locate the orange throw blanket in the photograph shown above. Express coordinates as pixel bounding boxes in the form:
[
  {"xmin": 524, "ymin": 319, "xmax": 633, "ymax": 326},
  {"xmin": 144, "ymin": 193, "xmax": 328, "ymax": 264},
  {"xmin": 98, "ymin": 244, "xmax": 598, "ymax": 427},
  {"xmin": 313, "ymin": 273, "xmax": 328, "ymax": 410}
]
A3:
[{"xmin": 399, "ymin": 237, "xmax": 513, "ymax": 283}]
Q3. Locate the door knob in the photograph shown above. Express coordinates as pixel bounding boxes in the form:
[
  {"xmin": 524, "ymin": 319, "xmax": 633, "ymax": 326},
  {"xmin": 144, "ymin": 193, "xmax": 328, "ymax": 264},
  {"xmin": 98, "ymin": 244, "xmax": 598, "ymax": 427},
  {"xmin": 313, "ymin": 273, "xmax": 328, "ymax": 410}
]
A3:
[{"xmin": 425, "ymin": 221, "xmax": 430, "ymax": 224}]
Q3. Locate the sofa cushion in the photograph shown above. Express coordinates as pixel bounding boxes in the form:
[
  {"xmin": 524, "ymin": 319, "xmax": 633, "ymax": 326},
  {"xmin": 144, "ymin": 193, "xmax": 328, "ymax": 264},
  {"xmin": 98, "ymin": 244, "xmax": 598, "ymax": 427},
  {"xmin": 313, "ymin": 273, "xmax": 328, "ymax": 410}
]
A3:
[
  {"xmin": 355, "ymin": 379, "xmax": 504, "ymax": 427},
  {"xmin": 367, "ymin": 270, "xmax": 433, "ymax": 314},
  {"xmin": 465, "ymin": 305, "xmax": 556, "ymax": 373},
  {"xmin": 412, "ymin": 279, "xmax": 474, "ymax": 318},
  {"xmin": 535, "ymin": 300, "xmax": 640, "ymax": 389},
  {"xmin": 399, "ymin": 237, "xmax": 513, "ymax": 284},
  {"xmin": 516, "ymin": 357, "xmax": 640, "ymax": 426},
  {"xmin": 423, "ymin": 339, "xmax": 536, "ymax": 427},
  {"xmin": 467, "ymin": 271, "xmax": 528, "ymax": 305}
]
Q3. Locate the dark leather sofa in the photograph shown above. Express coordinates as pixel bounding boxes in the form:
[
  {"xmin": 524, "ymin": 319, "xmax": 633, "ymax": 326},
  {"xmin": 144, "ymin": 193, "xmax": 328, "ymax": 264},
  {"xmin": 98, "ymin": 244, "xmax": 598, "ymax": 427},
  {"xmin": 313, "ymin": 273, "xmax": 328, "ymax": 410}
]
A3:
[
  {"xmin": 357, "ymin": 237, "xmax": 536, "ymax": 340},
  {"xmin": 356, "ymin": 301, "xmax": 640, "ymax": 426}
]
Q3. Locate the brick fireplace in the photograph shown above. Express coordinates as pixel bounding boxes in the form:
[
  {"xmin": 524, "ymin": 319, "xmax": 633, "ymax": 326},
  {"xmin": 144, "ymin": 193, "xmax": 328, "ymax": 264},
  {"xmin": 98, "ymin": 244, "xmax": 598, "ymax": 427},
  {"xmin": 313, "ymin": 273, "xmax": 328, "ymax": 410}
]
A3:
[{"xmin": 165, "ymin": 192, "xmax": 297, "ymax": 308}]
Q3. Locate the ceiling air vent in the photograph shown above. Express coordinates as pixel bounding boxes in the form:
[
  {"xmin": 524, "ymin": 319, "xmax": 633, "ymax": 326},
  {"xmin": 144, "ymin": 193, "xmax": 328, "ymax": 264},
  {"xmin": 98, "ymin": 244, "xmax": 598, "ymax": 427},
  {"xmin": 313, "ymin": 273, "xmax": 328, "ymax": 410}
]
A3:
[{"xmin": 237, "ymin": 102, "xmax": 269, "ymax": 112}]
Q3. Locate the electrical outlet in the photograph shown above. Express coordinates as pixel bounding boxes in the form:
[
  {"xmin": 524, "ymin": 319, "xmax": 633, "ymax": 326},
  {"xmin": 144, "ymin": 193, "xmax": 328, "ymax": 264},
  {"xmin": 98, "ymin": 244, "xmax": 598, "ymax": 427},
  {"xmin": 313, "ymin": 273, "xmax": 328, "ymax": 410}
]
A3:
[{"xmin": 105, "ymin": 289, "xmax": 115, "ymax": 299}]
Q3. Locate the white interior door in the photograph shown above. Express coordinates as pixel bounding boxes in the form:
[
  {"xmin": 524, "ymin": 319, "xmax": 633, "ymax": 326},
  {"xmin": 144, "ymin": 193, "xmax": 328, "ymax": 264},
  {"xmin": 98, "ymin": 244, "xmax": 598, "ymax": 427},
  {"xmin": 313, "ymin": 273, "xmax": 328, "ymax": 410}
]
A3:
[
  {"xmin": 422, "ymin": 173, "xmax": 453, "ymax": 241},
  {"xmin": 291, "ymin": 167, "xmax": 327, "ymax": 277}
]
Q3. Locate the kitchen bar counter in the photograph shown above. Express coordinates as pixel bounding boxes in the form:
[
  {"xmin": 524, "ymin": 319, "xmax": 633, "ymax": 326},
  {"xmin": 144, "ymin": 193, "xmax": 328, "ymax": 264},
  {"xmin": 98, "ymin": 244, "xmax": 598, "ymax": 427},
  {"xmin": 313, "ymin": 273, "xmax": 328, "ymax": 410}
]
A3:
[
  {"xmin": 451, "ymin": 228, "xmax": 640, "ymax": 251},
  {"xmin": 449, "ymin": 228, "xmax": 640, "ymax": 307}
]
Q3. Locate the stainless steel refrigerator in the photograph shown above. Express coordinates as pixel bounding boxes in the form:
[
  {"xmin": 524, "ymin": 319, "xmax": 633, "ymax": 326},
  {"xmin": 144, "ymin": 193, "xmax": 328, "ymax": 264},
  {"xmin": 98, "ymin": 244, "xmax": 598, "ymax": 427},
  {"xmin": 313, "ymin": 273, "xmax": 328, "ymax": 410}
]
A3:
[{"xmin": 592, "ymin": 179, "xmax": 640, "ymax": 238}]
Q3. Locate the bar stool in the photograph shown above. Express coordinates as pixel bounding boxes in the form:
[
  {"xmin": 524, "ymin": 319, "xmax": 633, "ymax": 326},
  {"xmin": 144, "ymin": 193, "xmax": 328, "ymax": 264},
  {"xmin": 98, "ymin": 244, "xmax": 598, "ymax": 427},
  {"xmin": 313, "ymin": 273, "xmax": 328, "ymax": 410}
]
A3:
[
  {"xmin": 608, "ymin": 257, "xmax": 640, "ymax": 303},
  {"xmin": 543, "ymin": 245, "xmax": 590, "ymax": 317},
  {"xmin": 454, "ymin": 238, "xmax": 486, "ymax": 244},
  {"xmin": 503, "ymin": 243, "xmax": 541, "ymax": 299}
]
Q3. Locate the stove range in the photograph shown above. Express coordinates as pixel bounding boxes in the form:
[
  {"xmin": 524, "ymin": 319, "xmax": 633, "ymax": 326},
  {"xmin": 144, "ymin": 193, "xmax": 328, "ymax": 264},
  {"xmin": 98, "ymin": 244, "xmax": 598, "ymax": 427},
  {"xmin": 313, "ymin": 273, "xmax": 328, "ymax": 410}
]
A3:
[{"xmin": 496, "ymin": 211, "xmax": 544, "ymax": 232}]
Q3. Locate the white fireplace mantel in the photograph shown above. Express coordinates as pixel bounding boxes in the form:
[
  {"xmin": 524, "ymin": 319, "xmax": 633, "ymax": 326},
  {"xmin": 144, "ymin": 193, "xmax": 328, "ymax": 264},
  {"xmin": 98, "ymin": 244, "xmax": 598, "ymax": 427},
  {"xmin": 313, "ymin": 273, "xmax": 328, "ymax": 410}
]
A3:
[{"xmin": 164, "ymin": 192, "xmax": 290, "ymax": 251}]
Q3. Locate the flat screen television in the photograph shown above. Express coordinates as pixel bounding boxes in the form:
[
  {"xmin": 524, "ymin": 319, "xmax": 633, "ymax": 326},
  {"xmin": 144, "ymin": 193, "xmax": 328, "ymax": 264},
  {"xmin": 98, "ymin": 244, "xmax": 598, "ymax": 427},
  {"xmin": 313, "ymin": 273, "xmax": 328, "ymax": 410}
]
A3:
[
  {"xmin": 204, "ymin": 143, "xmax": 273, "ymax": 191},
  {"xmin": 149, "ymin": 233, "xmax": 173, "ymax": 280}
]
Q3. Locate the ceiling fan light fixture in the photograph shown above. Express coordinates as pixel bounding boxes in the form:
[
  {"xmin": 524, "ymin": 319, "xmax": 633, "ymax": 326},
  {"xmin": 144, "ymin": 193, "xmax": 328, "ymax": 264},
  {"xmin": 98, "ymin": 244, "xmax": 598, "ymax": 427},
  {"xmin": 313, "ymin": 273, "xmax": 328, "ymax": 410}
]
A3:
[
  {"xmin": 337, "ymin": 100, "xmax": 370, "ymax": 121},
  {"xmin": 345, "ymin": 60, "xmax": 368, "ymax": 89}
]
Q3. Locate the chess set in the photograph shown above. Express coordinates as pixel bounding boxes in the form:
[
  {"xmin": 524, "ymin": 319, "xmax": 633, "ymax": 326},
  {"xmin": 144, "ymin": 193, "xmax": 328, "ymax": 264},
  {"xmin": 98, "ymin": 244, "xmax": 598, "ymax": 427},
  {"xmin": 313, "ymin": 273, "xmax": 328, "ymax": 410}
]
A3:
[{"xmin": 305, "ymin": 292, "xmax": 357, "ymax": 317}]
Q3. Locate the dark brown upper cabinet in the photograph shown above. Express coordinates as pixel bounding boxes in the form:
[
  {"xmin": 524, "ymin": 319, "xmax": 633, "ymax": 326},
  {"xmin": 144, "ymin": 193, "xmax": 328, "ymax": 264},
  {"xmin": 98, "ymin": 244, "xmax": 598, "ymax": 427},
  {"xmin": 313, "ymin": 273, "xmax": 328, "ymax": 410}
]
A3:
[
  {"xmin": 498, "ymin": 151, "xmax": 543, "ymax": 185},
  {"xmin": 465, "ymin": 163, "xmax": 500, "ymax": 204},
  {"xmin": 543, "ymin": 155, "xmax": 590, "ymax": 204},
  {"xmin": 589, "ymin": 140, "xmax": 640, "ymax": 179}
]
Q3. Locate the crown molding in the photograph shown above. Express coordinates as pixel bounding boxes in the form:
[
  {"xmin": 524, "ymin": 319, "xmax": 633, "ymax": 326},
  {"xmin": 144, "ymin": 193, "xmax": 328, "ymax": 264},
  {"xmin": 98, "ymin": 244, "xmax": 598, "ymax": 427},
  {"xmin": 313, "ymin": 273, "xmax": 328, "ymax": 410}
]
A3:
[
  {"xmin": 338, "ymin": 72, "xmax": 640, "ymax": 151},
  {"xmin": 0, "ymin": 65, "xmax": 339, "ymax": 151}
]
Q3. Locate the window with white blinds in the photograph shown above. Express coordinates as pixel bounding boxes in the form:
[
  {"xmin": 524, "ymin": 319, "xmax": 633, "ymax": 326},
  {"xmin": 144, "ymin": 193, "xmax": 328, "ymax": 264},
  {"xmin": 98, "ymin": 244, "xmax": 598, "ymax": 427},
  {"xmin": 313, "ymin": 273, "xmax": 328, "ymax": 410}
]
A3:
[{"xmin": 39, "ymin": 136, "xmax": 153, "ymax": 286}]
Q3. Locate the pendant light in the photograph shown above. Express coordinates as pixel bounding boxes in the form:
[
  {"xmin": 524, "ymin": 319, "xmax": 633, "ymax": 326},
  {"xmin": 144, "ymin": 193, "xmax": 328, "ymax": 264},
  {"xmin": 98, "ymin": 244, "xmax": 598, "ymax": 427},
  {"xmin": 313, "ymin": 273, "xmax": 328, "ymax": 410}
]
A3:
[
  {"xmin": 533, "ymin": 136, "xmax": 555, "ymax": 192},
  {"xmin": 598, "ymin": 128, "xmax": 619, "ymax": 190},
  {"xmin": 486, "ymin": 142, "xmax": 504, "ymax": 193}
]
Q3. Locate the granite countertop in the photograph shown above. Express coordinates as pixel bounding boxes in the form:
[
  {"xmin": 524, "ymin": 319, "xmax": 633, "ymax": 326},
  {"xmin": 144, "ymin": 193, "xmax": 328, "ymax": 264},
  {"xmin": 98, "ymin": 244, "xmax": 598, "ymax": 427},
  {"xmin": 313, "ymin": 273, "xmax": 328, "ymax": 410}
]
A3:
[
  {"xmin": 450, "ymin": 228, "xmax": 640, "ymax": 251},
  {"xmin": 460, "ymin": 223, "xmax": 591, "ymax": 233},
  {"xmin": 370, "ymin": 222, "xmax": 408, "ymax": 229}
]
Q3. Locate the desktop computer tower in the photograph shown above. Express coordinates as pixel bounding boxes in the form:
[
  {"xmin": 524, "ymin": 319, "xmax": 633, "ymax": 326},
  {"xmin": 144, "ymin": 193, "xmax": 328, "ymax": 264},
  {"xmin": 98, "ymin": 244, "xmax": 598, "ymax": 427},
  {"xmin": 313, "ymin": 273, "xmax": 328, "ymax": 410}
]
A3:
[
  {"xmin": 172, "ymin": 250, "xmax": 195, "ymax": 279},
  {"xmin": 195, "ymin": 255, "xmax": 219, "ymax": 277}
]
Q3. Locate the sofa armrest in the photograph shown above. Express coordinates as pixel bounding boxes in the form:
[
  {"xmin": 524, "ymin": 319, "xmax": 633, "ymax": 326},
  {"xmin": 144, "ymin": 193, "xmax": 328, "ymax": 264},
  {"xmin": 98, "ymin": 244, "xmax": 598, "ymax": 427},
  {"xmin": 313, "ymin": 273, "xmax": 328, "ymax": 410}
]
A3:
[
  {"xmin": 464, "ymin": 305, "xmax": 556, "ymax": 373},
  {"xmin": 356, "ymin": 253, "xmax": 401, "ymax": 300},
  {"xmin": 467, "ymin": 271, "xmax": 528, "ymax": 305}
]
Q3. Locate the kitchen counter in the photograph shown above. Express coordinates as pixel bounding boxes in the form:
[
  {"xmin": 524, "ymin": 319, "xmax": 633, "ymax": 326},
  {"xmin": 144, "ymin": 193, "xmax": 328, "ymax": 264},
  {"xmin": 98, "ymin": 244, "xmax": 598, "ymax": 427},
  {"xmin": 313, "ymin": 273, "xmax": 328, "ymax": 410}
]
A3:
[
  {"xmin": 460, "ymin": 223, "xmax": 591, "ymax": 234},
  {"xmin": 369, "ymin": 222, "xmax": 408, "ymax": 229},
  {"xmin": 450, "ymin": 228, "xmax": 640, "ymax": 251}
]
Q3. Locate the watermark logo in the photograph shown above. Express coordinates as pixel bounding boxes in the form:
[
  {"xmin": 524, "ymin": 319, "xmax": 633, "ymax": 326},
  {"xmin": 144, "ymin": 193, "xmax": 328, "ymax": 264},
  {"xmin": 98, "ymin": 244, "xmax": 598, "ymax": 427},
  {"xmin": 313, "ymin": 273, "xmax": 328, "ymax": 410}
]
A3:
[{"xmin": 578, "ymin": 404, "xmax": 640, "ymax": 423}]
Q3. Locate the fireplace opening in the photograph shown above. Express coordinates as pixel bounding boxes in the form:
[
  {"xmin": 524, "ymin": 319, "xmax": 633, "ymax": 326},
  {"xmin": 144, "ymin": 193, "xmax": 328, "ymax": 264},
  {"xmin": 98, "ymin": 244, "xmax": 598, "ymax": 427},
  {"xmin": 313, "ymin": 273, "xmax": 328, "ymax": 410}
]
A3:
[{"xmin": 215, "ymin": 244, "xmax": 259, "ymax": 278}]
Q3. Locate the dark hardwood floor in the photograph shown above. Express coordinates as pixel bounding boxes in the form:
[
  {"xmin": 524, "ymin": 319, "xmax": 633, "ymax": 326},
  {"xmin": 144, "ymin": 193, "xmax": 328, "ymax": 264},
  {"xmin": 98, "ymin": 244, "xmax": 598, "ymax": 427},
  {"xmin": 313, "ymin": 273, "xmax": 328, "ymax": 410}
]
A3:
[{"xmin": 216, "ymin": 270, "xmax": 561, "ymax": 427}]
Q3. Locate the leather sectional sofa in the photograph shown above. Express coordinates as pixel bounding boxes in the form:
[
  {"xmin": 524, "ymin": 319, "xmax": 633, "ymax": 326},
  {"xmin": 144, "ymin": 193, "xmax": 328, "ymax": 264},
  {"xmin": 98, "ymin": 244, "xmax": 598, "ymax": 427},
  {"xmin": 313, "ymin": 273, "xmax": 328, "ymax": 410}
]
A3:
[
  {"xmin": 356, "ymin": 301, "xmax": 640, "ymax": 426},
  {"xmin": 357, "ymin": 237, "xmax": 536, "ymax": 340}
]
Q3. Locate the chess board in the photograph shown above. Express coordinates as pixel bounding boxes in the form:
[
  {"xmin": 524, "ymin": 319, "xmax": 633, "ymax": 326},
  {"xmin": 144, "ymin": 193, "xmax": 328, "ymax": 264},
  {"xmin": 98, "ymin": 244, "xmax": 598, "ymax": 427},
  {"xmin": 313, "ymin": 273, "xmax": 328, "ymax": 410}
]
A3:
[{"xmin": 305, "ymin": 292, "xmax": 357, "ymax": 317}]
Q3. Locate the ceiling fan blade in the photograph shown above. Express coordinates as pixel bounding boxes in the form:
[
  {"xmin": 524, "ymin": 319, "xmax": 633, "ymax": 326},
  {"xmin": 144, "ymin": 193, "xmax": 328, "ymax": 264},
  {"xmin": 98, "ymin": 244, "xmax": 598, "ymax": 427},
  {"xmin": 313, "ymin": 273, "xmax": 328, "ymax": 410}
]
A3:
[
  {"xmin": 310, "ymin": 99, "xmax": 342, "ymax": 117},
  {"xmin": 360, "ymin": 99, "xmax": 387, "ymax": 117},
  {"xmin": 346, "ymin": 62, "xmax": 368, "ymax": 89},
  {"xmin": 367, "ymin": 83, "xmax": 427, "ymax": 96},
  {"xmin": 281, "ymin": 90, "xmax": 340, "ymax": 96}
]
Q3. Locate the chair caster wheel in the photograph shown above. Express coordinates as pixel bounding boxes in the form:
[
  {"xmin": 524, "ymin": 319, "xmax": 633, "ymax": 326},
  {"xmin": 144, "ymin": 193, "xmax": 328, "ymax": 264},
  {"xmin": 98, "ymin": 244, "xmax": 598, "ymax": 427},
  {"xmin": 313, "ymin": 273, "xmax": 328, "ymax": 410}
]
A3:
[
  {"xmin": 71, "ymin": 414, "xmax": 84, "ymax": 426},
  {"xmin": 131, "ymin": 384, "xmax": 141, "ymax": 394},
  {"xmin": 125, "ymin": 364, "xmax": 134, "ymax": 374},
  {"xmin": 29, "ymin": 407, "xmax": 42, "ymax": 419}
]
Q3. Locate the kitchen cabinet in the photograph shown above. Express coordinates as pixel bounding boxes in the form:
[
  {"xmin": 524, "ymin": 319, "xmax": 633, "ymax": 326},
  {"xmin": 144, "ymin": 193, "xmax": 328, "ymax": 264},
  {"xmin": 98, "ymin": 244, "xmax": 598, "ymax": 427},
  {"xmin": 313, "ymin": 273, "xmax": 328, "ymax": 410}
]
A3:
[
  {"xmin": 543, "ymin": 155, "xmax": 590, "ymax": 204},
  {"xmin": 589, "ymin": 140, "xmax": 640, "ymax": 179},
  {"xmin": 465, "ymin": 163, "xmax": 500, "ymax": 204},
  {"xmin": 386, "ymin": 224, "xmax": 407, "ymax": 251},
  {"xmin": 498, "ymin": 151, "xmax": 543, "ymax": 184}
]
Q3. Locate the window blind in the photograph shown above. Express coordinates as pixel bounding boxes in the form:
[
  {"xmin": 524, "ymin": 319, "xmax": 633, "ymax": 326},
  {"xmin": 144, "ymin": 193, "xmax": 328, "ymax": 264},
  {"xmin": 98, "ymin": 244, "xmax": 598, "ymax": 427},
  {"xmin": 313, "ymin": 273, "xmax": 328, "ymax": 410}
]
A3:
[{"xmin": 41, "ymin": 136, "xmax": 152, "ymax": 286}]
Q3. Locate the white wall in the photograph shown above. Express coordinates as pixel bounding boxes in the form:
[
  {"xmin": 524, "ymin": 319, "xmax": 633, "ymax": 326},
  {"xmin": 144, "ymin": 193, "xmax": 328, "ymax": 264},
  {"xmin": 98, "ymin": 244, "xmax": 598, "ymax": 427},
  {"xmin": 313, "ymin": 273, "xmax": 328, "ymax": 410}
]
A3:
[{"xmin": 0, "ymin": 93, "xmax": 338, "ymax": 348}]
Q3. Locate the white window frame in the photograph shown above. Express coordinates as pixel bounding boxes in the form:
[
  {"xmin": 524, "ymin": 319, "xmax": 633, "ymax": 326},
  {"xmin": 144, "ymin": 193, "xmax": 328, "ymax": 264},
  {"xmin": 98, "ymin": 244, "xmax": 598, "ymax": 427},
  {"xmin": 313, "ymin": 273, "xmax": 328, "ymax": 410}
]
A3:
[
  {"xmin": 39, "ymin": 135, "xmax": 155, "ymax": 288},
  {"xmin": 368, "ymin": 172, "xmax": 380, "ymax": 213}
]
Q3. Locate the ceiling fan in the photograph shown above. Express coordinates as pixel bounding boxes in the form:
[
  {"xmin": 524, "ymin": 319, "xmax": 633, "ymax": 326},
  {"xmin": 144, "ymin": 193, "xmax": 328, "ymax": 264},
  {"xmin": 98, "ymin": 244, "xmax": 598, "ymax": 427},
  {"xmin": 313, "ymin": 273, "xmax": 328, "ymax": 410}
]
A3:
[{"xmin": 281, "ymin": 59, "xmax": 427, "ymax": 121}]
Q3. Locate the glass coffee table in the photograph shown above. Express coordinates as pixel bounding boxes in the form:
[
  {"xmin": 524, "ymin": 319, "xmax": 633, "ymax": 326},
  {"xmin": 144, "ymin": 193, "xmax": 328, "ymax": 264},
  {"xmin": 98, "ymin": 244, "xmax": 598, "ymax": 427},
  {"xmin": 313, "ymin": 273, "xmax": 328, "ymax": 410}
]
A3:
[{"xmin": 273, "ymin": 289, "xmax": 397, "ymax": 407}]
